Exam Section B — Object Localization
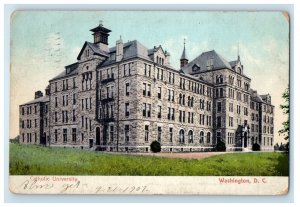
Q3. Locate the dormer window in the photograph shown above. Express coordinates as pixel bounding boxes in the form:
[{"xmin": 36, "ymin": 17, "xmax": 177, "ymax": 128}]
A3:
[
  {"xmin": 192, "ymin": 64, "xmax": 200, "ymax": 71},
  {"xmin": 85, "ymin": 49, "xmax": 89, "ymax": 57},
  {"xmin": 206, "ymin": 57, "xmax": 214, "ymax": 70}
]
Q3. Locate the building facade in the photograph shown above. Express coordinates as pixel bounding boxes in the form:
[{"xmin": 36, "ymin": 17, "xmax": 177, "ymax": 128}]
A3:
[{"xmin": 19, "ymin": 23, "xmax": 274, "ymax": 152}]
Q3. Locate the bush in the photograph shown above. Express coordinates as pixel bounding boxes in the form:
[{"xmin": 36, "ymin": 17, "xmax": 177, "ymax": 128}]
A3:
[
  {"xmin": 215, "ymin": 141, "xmax": 226, "ymax": 152},
  {"xmin": 252, "ymin": 143, "xmax": 261, "ymax": 151},
  {"xmin": 150, "ymin": 140, "xmax": 161, "ymax": 153}
]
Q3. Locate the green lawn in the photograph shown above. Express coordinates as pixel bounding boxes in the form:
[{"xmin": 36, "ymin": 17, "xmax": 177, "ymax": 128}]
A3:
[{"xmin": 9, "ymin": 144, "xmax": 289, "ymax": 176}]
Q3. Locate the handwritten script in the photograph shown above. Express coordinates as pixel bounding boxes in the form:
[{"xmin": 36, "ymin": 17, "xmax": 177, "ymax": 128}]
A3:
[{"xmin": 19, "ymin": 178, "xmax": 150, "ymax": 194}]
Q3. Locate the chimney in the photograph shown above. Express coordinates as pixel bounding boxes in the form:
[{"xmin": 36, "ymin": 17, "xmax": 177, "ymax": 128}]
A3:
[
  {"xmin": 35, "ymin": 91, "xmax": 43, "ymax": 99},
  {"xmin": 116, "ymin": 36, "xmax": 123, "ymax": 62},
  {"xmin": 45, "ymin": 85, "xmax": 50, "ymax": 96}
]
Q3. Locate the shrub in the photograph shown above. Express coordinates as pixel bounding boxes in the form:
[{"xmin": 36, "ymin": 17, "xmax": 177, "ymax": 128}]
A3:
[
  {"xmin": 215, "ymin": 141, "xmax": 226, "ymax": 152},
  {"xmin": 150, "ymin": 140, "xmax": 161, "ymax": 153},
  {"xmin": 252, "ymin": 143, "xmax": 261, "ymax": 151}
]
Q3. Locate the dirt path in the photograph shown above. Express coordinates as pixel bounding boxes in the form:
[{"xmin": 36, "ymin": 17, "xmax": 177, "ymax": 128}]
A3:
[{"xmin": 116, "ymin": 151, "xmax": 235, "ymax": 160}]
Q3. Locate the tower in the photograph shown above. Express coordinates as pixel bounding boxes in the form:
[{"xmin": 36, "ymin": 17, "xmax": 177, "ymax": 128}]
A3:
[
  {"xmin": 180, "ymin": 38, "xmax": 189, "ymax": 68},
  {"xmin": 90, "ymin": 21, "xmax": 111, "ymax": 52}
]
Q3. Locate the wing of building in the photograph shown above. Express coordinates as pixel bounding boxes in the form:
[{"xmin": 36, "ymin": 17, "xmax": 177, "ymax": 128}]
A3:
[{"xmin": 19, "ymin": 23, "xmax": 275, "ymax": 152}]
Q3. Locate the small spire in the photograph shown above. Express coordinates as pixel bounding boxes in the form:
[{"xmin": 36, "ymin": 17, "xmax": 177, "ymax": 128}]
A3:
[
  {"xmin": 99, "ymin": 20, "xmax": 103, "ymax": 27},
  {"xmin": 237, "ymin": 41, "xmax": 240, "ymax": 61},
  {"xmin": 181, "ymin": 38, "xmax": 188, "ymax": 60}
]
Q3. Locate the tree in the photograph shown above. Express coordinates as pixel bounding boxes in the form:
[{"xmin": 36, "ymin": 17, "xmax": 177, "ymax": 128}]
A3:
[
  {"xmin": 215, "ymin": 140, "xmax": 226, "ymax": 152},
  {"xmin": 274, "ymin": 143, "xmax": 279, "ymax": 151},
  {"xmin": 252, "ymin": 143, "xmax": 261, "ymax": 151},
  {"xmin": 278, "ymin": 86, "xmax": 289, "ymax": 141},
  {"xmin": 150, "ymin": 140, "xmax": 161, "ymax": 153}
]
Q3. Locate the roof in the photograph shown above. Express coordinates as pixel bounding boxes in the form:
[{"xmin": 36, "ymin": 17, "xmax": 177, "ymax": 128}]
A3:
[
  {"xmin": 90, "ymin": 24, "xmax": 111, "ymax": 33},
  {"xmin": 229, "ymin": 60, "xmax": 238, "ymax": 67},
  {"xmin": 181, "ymin": 50, "xmax": 233, "ymax": 74},
  {"xmin": 100, "ymin": 40, "xmax": 153, "ymax": 67},
  {"xmin": 50, "ymin": 62, "xmax": 79, "ymax": 81},
  {"xmin": 21, "ymin": 96, "xmax": 49, "ymax": 106},
  {"xmin": 77, "ymin": 41, "xmax": 109, "ymax": 60}
]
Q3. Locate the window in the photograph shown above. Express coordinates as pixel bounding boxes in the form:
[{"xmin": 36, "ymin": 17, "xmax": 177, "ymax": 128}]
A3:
[
  {"xmin": 157, "ymin": 87, "xmax": 161, "ymax": 99},
  {"xmin": 72, "ymin": 128, "xmax": 77, "ymax": 142},
  {"xmin": 142, "ymin": 83, "xmax": 151, "ymax": 97},
  {"xmin": 158, "ymin": 127, "xmax": 162, "ymax": 142},
  {"xmin": 110, "ymin": 126, "xmax": 114, "ymax": 142},
  {"xmin": 200, "ymin": 114, "xmax": 205, "ymax": 125},
  {"xmin": 55, "ymin": 112, "xmax": 58, "ymax": 122},
  {"xmin": 55, "ymin": 97, "xmax": 57, "ymax": 108},
  {"xmin": 237, "ymin": 105, "xmax": 241, "ymax": 114},
  {"xmin": 169, "ymin": 128, "xmax": 173, "ymax": 142},
  {"xmin": 168, "ymin": 89, "xmax": 174, "ymax": 102},
  {"xmin": 244, "ymin": 107, "xmax": 248, "ymax": 116},
  {"xmin": 200, "ymin": 131, "xmax": 204, "ymax": 144},
  {"xmin": 63, "ymin": 129, "xmax": 67, "ymax": 143},
  {"xmin": 217, "ymin": 116, "xmax": 221, "ymax": 127},
  {"xmin": 171, "ymin": 108, "xmax": 175, "ymax": 120},
  {"xmin": 217, "ymin": 102, "xmax": 222, "ymax": 112},
  {"xmin": 54, "ymin": 129, "xmax": 58, "ymax": 142},
  {"xmin": 207, "ymin": 132, "xmax": 211, "ymax": 144},
  {"xmin": 55, "ymin": 82, "xmax": 57, "ymax": 92},
  {"xmin": 229, "ymin": 103, "xmax": 233, "ymax": 112},
  {"xmin": 125, "ymin": 83, "xmax": 130, "ymax": 96},
  {"xmin": 125, "ymin": 125, "xmax": 130, "ymax": 141},
  {"xmin": 145, "ymin": 125, "xmax": 149, "ymax": 142},
  {"xmin": 188, "ymin": 130, "xmax": 193, "ymax": 143},
  {"xmin": 179, "ymin": 129, "xmax": 185, "ymax": 143},
  {"xmin": 73, "ymin": 94, "xmax": 76, "ymax": 105},
  {"xmin": 73, "ymin": 77, "xmax": 76, "ymax": 88},
  {"xmin": 183, "ymin": 111, "xmax": 186, "ymax": 123},
  {"xmin": 72, "ymin": 109, "xmax": 76, "ymax": 121},
  {"xmin": 179, "ymin": 110, "xmax": 182, "ymax": 122},
  {"xmin": 158, "ymin": 106, "xmax": 162, "ymax": 118},
  {"xmin": 229, "ymin": 116, "xmax": 233, "ymax": 127},
  {"xmin": 143, "ymin": 103, "xmax": 146, "ymax": 117},
  {"xmin": 125, "ymin": 103, "xmax": 129, "ymax": 116},
  {"xmin": 200, "ymin": 99, "xmax": 205, "ymax": 110}
]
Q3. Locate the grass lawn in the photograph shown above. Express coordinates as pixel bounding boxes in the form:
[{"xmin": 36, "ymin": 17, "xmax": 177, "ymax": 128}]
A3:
[{"xmin": 9, "ymin": 144, "xmax": 289, "ymax": 176}]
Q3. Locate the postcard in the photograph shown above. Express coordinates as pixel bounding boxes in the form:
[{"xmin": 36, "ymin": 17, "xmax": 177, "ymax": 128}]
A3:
[{"xmin": 9, "ymin": 10, "xmax": 289, "ymax": 195}]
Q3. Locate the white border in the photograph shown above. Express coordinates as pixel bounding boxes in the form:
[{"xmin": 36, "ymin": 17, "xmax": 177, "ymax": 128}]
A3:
[{"xmin": 1, "ymin": 1, "xmax": 298, "ymax": 206}]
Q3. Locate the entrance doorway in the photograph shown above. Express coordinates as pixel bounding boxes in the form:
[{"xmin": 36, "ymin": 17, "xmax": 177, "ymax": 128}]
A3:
[
  {"xmin": 243, "ymin": 132, "xmax": 248, "ymax": 148},
  {"xmin": 40, "ymin": 132, "xmax": 46, "ymax": 145},
  {"xmin": 96, "ymin": 127, "xmax": 100, "ymax": 145}
]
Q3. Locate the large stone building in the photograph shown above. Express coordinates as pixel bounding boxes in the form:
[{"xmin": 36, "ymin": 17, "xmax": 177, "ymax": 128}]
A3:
[{"xmin": 19, "ymin": 23, "xmax": 274, "ymax": 152}]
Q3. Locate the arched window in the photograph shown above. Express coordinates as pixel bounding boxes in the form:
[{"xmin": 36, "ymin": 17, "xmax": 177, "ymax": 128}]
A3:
[
  {"xmin": 207, "ymin": 132, "xmax": 211, "ymax": 144},
  {"xmin": 182, "ymin": 95, "xmax": 185, "ymax": 105},
  {"xmin": 188, "ymin": 130, "xmax": 193, "ymax": 143},
  {"xmin": 191, "ymin": 97, "xmax": 194, "ymax": 107},
  {"xmin": 179, "ymin": 129, "xmax": 185, "ymax": 143},
  {"xmin": 200, "ymin": 131, "xmax": 204, "ymax": 144},
  {"xmin": 187, "ymin": 96, "xmax": 190, "ymax": 107},
  {"xmin": 220, "ymin": 75, "xmax": 223, "ymax": 84},
  {"xmin": 179, "ymin": 93, "xmax": 182, "ymax": 105}
]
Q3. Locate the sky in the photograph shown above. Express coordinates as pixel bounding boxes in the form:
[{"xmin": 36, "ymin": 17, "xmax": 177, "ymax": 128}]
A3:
[{"xmin": 10, "ymin": 11, "xmax": 289, "ymax": 144}]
